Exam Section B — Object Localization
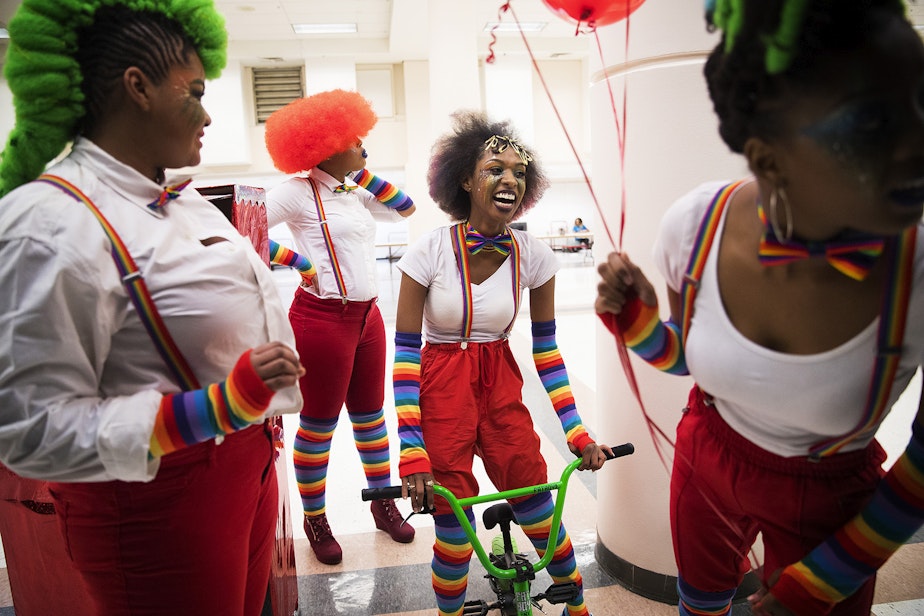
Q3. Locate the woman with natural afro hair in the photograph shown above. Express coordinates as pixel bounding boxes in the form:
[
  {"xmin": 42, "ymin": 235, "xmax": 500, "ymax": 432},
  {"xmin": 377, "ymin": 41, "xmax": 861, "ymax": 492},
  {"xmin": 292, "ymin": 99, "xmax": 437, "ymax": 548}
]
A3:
[
  {"xmin": 597, "ymin": 2, "xmax": 924, "ymax": 615},
  {"xmin": 392, "ymin": 110, "xmax": 611, "ymax": 616},
  {"xmin": 263, "ymin": 89, "xmax": 418, "ymax": 566},
  {"xmin": 0, "ymin": 0, "xmax": 304, "ymax": 614}
]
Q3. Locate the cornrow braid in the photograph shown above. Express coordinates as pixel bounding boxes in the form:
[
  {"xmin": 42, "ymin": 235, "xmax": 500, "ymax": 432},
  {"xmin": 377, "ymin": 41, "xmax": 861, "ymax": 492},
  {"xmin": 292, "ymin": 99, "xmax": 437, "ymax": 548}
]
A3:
[
  {"xmin": 703, "ymin": 0, "xmax": 908, "ymax": 153},
  {"xmin": 77, "ymin": 6, "xmax": 195, "ymax": 134}
]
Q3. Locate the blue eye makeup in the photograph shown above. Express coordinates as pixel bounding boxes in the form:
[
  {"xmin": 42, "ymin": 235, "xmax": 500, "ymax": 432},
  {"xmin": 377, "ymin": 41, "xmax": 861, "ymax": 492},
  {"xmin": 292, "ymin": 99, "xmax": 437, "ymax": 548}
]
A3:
[{"xmin": 802, "ymin": 98, "xmax": 897, "ymax": 179}]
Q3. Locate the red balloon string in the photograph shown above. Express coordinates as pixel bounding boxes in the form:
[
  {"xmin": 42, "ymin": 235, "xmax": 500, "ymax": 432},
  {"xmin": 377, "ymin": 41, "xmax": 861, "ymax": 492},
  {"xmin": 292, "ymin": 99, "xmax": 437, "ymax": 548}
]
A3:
[
  {"xmin": 495, "ymin": 0, "xmax": 762, "ymax": 577},
  {"xmin": 504, "ymin": 2, "xmax": 619, "ymax": 252},
  {"xmin": 484, "ymin": 3, "xmax": 511, "ymax": 65}
]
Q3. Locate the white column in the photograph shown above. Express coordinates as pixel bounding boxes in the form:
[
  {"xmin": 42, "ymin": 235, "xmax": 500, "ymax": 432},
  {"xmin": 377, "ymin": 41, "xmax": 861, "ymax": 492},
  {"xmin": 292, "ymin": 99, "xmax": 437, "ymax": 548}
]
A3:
[
  {"xmin": 589, "ymin": 0, "xmax": 751, "ymax": 602},
  {"xmin": 403, "ymin": 0, "xmax": 484, "ymax": 241},
  {"xmin": 484, "ymin": 55, "xmax": 535, "ymax": 144}
]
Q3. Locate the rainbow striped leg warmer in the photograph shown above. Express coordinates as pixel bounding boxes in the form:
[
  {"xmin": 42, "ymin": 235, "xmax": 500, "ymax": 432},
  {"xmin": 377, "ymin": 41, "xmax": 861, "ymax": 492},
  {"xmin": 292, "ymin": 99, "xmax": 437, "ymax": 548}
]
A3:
[
  {"xmin": 531, "ymin": 320, "xmax": 594, "ymax": 454},
  {"xmin": 598, "ymin": 294, "xmax": 689, "ymax": 375},
  {"xmin": 150, "ymin": 349, "xmax": 273, "ymax": 458},
  {"xmin": 512, "ymin": 493, "xmax": 589, "ymax": 616},
  {"xmin": 677, "ymin": 577, "xmax": 734, "ymax": 616},
  {"xmin": 349, "ymin": 408, "xmax": 392, "ymax": 488},
  {"xmin": 353, "ymin": 168, "xmax": 414, "ymax": 212},
  {"xmin": 393, "ymin": 332, "xmax": 431, "ymax": 476},
  {"xmin": 770, "ymin": 423, "xmax": 924, "ymax": 615},
  {"xmin": 269, "ymin": 239, "xmax": 316, "ymax": 284},
  {"xmin": 293, "ymin": 415, "xmax": 339, "ymax": 516},
  {"xmin": 432, "ymin": 510, "xmax": 475, "ymax": 616}
]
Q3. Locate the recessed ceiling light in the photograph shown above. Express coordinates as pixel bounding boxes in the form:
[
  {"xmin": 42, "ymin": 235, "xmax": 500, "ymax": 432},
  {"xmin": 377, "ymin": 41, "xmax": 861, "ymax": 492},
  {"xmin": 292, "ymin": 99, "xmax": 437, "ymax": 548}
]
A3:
[
  {"xmin": 483, "ymin": 22, "xmax": 547, "ymax": 33},
  {"xmin": 293, "ymin": 23, "xmax": 357, "ymax": 35}
]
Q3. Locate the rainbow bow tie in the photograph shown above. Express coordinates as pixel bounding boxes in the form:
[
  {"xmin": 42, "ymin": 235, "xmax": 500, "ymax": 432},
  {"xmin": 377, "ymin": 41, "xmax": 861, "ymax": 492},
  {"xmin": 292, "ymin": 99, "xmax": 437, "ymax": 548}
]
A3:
[
  {"xmin": 757, "ymin": 205, "xmax": 885, "ymax": 281},
  {"xmin": 147, "ymin": 178, "xmax": 193, "ymax": 211},
  {"xmin": 465, "ymin": 226, "xmax": 513, "ymax": 256},
  {"xmin": 333, "ymin": 183, "xmax": 358, "ymax": 193}
]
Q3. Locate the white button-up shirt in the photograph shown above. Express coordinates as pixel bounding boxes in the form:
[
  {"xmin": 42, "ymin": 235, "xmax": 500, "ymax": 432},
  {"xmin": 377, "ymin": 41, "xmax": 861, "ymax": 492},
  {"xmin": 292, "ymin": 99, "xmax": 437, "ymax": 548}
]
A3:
[
  {"xmin": 0, "ymin": 139, "xmax": 301, "ymax": 482},
  {"xmin": 266, "ymin": 168, "xmax": 405, "ymax": 302}
]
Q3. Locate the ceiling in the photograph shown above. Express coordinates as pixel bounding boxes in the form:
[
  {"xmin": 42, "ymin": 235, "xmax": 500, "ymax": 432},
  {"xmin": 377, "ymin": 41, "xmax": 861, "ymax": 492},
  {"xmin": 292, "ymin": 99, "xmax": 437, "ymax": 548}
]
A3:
[
  {"xmin": 0, "ymin": 0, "xmax": 594, "ymax": 67},
  {"xmin": 2, "ymin": 1, "xmax": 923, "ymax": 67}
]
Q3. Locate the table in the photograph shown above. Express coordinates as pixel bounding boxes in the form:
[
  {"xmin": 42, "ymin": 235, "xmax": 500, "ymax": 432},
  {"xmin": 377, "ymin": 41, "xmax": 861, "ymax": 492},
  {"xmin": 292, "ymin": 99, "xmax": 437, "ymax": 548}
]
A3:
[
  {"xmin": 534, "ymin": 232, "xmax": 594, "ymax": 252},
  {"xmin": 376, "ymin": 242, "xmax": 407, "ymax": 261}
]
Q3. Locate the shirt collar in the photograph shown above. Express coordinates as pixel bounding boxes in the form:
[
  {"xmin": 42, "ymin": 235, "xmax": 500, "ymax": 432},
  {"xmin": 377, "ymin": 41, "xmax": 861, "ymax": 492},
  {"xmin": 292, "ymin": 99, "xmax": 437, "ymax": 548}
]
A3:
[
  {"xmin": 69, "ymin": 138, "xmax": 195, "ymax": 216},
  {"xmin": 308, "ymin": 167, "xmax": 351, "ymax": 192}
]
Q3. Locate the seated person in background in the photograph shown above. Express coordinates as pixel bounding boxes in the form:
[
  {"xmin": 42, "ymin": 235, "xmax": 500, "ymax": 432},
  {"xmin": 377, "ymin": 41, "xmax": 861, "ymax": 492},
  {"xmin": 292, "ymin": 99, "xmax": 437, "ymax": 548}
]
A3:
[{"xmin": 572, "ymin": 217, "xmax": 591, "ymax": 247}]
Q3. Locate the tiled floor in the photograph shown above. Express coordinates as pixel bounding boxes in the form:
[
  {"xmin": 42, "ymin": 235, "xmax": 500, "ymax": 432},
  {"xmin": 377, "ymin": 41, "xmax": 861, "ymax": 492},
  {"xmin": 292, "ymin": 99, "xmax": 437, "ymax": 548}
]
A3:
[{"xmin": 0, "ymin": 249, "xmax": 922, "ymax": 615}]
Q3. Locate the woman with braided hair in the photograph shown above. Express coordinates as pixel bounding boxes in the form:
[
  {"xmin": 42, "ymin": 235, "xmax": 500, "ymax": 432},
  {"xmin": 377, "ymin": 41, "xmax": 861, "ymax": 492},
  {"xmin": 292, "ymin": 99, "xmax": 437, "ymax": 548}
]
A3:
[
  {"xmin": 394, "ymin": 110, "xmax": 612, "ymax": 616},
  {"xmin": 264, "ymin": 90, "xmax": 418, "ymax": 566},
  {"xmin": 0, "ymin": 1, "xmax": 303, "ymax": 613},
  {"xmin": 595, "ymin": 1, "xmax": 924, "ymax": 615}
]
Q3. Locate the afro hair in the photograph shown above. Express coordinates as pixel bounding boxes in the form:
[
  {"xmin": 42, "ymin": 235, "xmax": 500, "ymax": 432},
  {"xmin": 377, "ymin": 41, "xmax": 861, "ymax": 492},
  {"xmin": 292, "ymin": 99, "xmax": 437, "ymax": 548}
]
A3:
[{"xmin": 264, "ymin": 89, "xmax": 378, "ymax": 174}]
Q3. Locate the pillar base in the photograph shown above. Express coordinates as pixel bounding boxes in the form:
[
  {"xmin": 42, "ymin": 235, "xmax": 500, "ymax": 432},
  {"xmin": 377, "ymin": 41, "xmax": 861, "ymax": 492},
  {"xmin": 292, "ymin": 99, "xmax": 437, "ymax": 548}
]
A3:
[{"xmin": 595, "ymin": 536, "xmax": 761, "ymax": 605}]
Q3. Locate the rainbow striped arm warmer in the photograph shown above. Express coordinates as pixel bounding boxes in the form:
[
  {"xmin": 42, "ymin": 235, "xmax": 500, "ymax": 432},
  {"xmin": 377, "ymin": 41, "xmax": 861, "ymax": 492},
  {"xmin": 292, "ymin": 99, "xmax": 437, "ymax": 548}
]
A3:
[
  {"xmin": 770, "ymin": 423, "xmax": 924, "ymax": 615},
  {"xmin": 149, "ymin": 349, "xmax": 274, "ymax": 458},
  {"xmin": 532, "ymin": 320, "xmax": 594, "ymax": 454},
  {"xmin": 352, "ymin": 168, "xmax": 414, "ymax": 212},
  {"xmin": 269, "ymin": 239, "xmax": 316, "ymax": 283},
  {"xmin": 393, "ymin": 331, "xmax": 431, "ymax": 476},
  {"xmin": 598, "ymin": 294, "xmax": 689, "ymax": 376}
]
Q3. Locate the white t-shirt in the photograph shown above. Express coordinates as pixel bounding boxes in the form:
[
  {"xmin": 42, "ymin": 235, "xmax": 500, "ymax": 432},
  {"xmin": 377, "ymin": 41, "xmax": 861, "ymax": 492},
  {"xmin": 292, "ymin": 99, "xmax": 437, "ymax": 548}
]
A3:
[
  {"xmin": 654, "ymin": 180, "xmax": 924, "ymax": 456},
  {"xmin": 398, "ymin": 226, "xmax": 559, "ymax": 343},
  {"xmin": 0, "ymin": 138, "xmax": 301, "ymax": 482},
  {"xmin": 266, "ymin": 168, "xmax": 405, "ymax": 302}
]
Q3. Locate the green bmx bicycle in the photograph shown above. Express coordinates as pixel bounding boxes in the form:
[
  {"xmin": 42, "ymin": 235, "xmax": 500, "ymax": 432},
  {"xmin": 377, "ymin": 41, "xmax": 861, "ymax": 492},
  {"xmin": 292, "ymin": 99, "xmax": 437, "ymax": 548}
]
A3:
[{"xmin": 361, "ymin": 442, "xmax": 635, "ymax": 616}]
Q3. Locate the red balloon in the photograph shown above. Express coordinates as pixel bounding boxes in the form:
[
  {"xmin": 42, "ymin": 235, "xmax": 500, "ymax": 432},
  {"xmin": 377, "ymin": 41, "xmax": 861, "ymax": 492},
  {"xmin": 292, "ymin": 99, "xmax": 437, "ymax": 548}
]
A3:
[{"xmin": 541, "ymin": 0, "xmax": 646, "ymax": 27}]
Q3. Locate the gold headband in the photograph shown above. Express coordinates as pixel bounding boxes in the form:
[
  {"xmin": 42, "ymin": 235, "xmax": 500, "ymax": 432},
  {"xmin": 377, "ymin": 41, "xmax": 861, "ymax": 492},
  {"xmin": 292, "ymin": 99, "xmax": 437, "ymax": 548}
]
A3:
[{"xmin": 484, "ymin": 135, "xmax": 532, "ymax": 165}]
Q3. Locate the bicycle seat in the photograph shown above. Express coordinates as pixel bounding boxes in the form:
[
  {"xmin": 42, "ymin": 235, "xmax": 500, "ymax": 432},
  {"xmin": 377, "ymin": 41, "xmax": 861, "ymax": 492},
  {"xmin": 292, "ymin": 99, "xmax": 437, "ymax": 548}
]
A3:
[{"xmin": 482, "ymin": 503, "xmax": 518, "ymax": 530}]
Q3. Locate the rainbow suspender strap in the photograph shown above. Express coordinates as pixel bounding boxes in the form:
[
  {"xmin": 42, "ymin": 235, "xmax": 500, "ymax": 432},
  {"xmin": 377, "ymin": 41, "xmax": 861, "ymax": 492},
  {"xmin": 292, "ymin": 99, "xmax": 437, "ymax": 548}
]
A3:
[
  {"xmin": 450, "ymin": 223, "xmax": 521, "ymax": 347},
  {"xmin": 306, "ymin": 177, "xmax": 348, "ymax": 303},
  {"xmin": 681, "ymin": 180, "xmax": 916, "ymax": 460},
  {"xmin": 36, "ymin": 174, "xmax": 201, "ymax": 391},
  {"xmin": 679, "ymin": 180, "xmax": 745, "ymax": 345},
  {"xmin": 809, "ymin": 227, "xmax": 916, "ymax": 458}
]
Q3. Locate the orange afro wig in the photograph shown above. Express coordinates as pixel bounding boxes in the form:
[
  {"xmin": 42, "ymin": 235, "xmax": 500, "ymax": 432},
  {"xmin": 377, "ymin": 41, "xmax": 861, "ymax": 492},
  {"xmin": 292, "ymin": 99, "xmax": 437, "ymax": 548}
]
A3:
[{"xmin": 264, "ymin": 89, "xmax": 377, "ymax": 173}]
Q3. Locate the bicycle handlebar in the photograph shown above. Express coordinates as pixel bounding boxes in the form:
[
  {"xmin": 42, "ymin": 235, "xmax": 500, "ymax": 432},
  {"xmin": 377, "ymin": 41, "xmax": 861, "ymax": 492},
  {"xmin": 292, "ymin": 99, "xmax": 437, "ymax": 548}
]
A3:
[
  {"xmin": 361, "ymin": 442, "xmax": 634, "ymax": 503},
  {"xmin": 361, "ymin": 442, "xmax": 634, "ymax": 583},
  {"xmin": 361, "ymin": 485, "xmax": 404, "ymax": 501}
]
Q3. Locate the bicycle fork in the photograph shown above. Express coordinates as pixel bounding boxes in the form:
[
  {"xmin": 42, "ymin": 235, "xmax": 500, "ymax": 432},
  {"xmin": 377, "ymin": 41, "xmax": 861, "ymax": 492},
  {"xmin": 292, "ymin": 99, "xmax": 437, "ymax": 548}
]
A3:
[{"xmin": 463, "ymin": 502, "xmax": 578, "ymax": 616}]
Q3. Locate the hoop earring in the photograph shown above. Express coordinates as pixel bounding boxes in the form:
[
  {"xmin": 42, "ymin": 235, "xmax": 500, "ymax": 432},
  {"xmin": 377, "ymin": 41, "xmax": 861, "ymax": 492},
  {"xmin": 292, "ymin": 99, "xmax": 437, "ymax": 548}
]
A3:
[{"xmin": 768, "ymin": 186, "xmax": 793, "ymax": 243}]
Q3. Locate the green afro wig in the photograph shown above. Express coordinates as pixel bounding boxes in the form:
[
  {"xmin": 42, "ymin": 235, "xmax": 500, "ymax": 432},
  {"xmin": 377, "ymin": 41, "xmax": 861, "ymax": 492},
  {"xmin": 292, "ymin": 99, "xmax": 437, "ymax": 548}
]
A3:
[
  {"xmin": 264, "ymin": 89, "xmax": 378, "ymax": 174},
  {"xmin": 0, "ymin": 0, "xmax": 227, "ymax": 198}
]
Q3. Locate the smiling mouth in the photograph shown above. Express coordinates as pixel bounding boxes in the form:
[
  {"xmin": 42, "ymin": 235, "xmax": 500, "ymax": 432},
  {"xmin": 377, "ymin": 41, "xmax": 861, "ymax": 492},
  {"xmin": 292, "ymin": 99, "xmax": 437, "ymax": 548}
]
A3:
[
  {"xmin": 493, "ymin": 191, "xmax": 517, "ymax": 208},
  {"xmin": 888, "ymin": 176, "xmax": 924, "ymax": 208}
]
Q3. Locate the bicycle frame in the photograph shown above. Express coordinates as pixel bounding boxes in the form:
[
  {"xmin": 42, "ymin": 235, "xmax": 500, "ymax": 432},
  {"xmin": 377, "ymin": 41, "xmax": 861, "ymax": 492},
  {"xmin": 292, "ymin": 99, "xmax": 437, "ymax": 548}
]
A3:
[{"xmin": 362, "ymin": 442, "xmax": 634, "ymax": 616}]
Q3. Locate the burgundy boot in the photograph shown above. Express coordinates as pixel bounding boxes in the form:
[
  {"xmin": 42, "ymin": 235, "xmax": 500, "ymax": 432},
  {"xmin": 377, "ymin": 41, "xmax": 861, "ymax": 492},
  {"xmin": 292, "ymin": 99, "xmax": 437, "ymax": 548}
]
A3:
[
  {"xmin": 304, "ymin": 513, "xmax": 342, "ymax": 565},
  {"xmin": 370, "ymin": 498, "xmax": 415, "ymax": 543}
]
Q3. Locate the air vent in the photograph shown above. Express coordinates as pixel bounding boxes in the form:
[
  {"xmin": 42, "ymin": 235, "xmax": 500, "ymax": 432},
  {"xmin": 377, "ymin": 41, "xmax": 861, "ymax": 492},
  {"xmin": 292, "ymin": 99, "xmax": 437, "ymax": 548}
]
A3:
[{"xmin": 252, "ymin": 66, "xmax": 304, "ymax": 123}]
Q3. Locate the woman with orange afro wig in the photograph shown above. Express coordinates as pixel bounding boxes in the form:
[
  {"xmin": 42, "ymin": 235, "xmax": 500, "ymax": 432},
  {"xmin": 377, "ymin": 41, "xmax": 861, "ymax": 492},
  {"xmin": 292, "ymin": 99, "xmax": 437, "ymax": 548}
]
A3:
[{"xmin": 264, "ymin": 89, "xmax": 417, "ymax": 566}]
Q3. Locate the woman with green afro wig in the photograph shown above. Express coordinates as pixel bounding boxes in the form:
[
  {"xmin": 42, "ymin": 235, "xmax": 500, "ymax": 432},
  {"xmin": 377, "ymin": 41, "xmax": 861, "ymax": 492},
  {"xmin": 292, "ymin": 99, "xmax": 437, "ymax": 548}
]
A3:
[
  {"xmin": 0, "ymin": 0, "xmax": 226, "ymax": 197},
  {"xmin": 0, "ymin": 2, "xmax": 306, "ymax": 614}
]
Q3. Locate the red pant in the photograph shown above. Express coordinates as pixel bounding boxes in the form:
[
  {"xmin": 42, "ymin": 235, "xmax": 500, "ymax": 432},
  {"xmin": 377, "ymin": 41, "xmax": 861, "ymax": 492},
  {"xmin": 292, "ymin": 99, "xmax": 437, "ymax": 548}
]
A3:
[
  {"xmin": 421, "ymin": 339, "xmax": 547, "ymax": 515},
  {"xmin": 671, "ymin": 387, "xmax": 885, "ymax": 615},
  {"xmin": 49, "ymin": 423, "xmax": 278, "ymax": 616},
  {"xmin": 289, "ymin": 289, "xmax": 385, "ymax": 418}
]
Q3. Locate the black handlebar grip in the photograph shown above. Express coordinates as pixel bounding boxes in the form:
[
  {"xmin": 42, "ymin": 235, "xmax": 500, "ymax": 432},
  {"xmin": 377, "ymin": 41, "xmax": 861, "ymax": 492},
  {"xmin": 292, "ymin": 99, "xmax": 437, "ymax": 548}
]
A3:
[
  {"xmin": 361, "ymin": 486, "xmax": 404, "ymax": 501},
  {"xmin": 605, "ymin": 443, "xmax": 635, "ymax": 460}
]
